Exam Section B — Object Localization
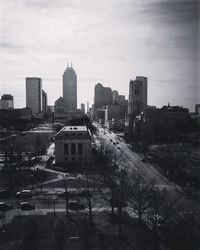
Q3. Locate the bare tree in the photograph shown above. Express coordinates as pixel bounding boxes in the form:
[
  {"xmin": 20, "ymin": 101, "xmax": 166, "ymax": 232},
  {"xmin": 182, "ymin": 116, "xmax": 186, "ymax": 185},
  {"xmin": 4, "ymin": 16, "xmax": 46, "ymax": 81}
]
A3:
[
  {"xmin": 78, "ymin": 172, "xmax": 95, "ymax": 225},
  {"xmin": 128, "ymin": 170, "xmax": 155, "ymax": 225},
  {"xmin": 147, "ymin": 186, "xmax": 181, "ymax": 250},
  {"xmin": 96, "ymin": 141, "xmax": 130, "ymax": 237},
  {"xmin": 63, "ymin": 174, "xmax": 69, "ymax": 216},
  {"xmin": 98, "ymin": 167, "xmax": 130, "ymax": 237},
  {"xmin": 153, "ymin": 144, "xmax": 187, "ymax": 177}
]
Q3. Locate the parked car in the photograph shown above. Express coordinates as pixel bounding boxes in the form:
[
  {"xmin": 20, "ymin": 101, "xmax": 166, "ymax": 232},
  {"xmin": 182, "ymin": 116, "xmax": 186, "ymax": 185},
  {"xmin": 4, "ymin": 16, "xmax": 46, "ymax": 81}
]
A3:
[
  {"xmin": 0, "ymin": 190, "xmax": 11, "ymax": 199},
  {"xmin": 68, "ymin": 201, "xmax": 85, "ymax": 211},
  {"xmin": 77, "ymin": 190, "xmax": 92, "ymax": 198},
  {"xmin": 0, "ymin": 202, "xmax": 13, "ymax": 211},
  {"xmin": 141, "ymin": 157, "xmax": 146, "ymax": 162},
  {"xmin": 16, "ymin": 190, "xmax": 32, "ymax": 199},
  {"xmin": 58, "ymin": 191, "xmax": 75, "ymax": 198},
  {"xmin": 20, "ymin": 202, "xmax": 35, "ymax": 210}
]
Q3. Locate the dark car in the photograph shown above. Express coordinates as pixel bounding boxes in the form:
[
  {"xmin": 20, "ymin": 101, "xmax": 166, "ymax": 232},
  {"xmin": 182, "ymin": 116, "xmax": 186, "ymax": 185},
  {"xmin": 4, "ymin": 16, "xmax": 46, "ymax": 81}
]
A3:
[
  {"xmin": 58, "ymin": 191, "xmax": 75, "ymax": 198},
  {"xmin": 68, "ymin": 201, "xmax": 85, "ymax": 211},
  {"xmin": 20, "ymin": 202, "xmax": 35, "ymax": 210},
  {"xmin": 0, "ymin": 202, "xmax": 13, "ymax": 211},
  {"xmin": 0, "ymin": 190, "xmax": 11, "ymax": 199},
  {"xmin": 77, "ymin": 190, "xmax": 92, "ymax": 198},
  {"xmin": 16, "ymin": 190, "xmax": 32, "ymax": 199}
]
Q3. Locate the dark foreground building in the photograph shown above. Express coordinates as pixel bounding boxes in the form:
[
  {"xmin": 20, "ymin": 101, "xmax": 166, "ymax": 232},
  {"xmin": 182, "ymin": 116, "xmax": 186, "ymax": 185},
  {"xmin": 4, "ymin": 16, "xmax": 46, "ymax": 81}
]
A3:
[{"xmin": 130, "ymin": 105, "xmax": 191, "ymax": 143}]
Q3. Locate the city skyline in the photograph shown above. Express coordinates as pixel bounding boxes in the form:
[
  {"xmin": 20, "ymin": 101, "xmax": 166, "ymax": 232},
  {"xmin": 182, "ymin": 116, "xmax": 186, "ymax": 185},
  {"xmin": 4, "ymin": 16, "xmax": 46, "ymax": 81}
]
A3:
[{"xmin": 0, "ymin": 0, "xmax": 199, "ymax": 111}]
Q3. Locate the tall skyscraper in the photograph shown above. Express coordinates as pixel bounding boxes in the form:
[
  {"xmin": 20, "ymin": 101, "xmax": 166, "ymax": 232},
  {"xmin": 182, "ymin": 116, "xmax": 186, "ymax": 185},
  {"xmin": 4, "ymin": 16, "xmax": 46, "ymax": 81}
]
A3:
[
  {"xmin": 63, "ymin": 64, "xmax": 77, "ymax": 112},
  {"xmin": 136, "ymin": 76, "xmax": 147, "ymax": 111},
  {"xmin": 127, "ymin": 76, "xmax": 148, "ymax": 131},
  {"xmin": 81, "ymin": 103, "xmax": 85, "ymax": 113},
  {"xmin": 128, "ymin": 76, "xmax": 148, "ymax": 116},
  {"xmin": 42, "ymin": 90, "xmax": 47, "ymax": 116},
  {"xmin": 26, "ymin": 77, "xmax": 42, "ymax": 114}
]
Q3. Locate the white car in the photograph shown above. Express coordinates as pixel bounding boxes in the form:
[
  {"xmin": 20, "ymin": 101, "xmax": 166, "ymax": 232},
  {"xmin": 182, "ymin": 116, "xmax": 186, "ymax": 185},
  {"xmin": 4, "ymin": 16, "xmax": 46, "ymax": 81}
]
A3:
[{"xmin": 16, "ymin": 190, "xmax": 32, "ymax": 198}]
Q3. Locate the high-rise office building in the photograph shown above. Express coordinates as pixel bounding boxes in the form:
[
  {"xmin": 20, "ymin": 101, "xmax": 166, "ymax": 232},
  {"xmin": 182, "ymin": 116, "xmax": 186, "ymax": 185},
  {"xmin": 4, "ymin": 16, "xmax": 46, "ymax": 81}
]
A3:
[
  {"xmin": 135, "ymin": 76, "xmax": 147, "ymax": 111},
  {"xmin": 26, "ymin": 77, "xmax": 42, "ymax": 114},
  {"xmin": 63, "ymin": 64, "xmax": 77, "ymax": 112},
  {"xmin": 94, "ymin": 83, "xmax": 113, "ymax": 108},
  {"xmin": 42, "ymin": 90, "xmax": 47, "ymax": 117},
  {"xmin": 112, "ymin": 90, "xmax": 126, "ymax": 105},
  {"xmin": 112, "ymin": 90, "xmax": 119, "ymax": 103},
  {"xmin": 0, "ymin": 94, "xmax": 14, "ymax": 109},
  {"xmin": 128, "ymin": 76, "xmax": 148, "ymax": 116},
  {"xmin": 127, "ymin": 76, "xmax": 148, "ymax": 131},
  {"xmin": 81, "ymin": 103, "xmax": 85, "ymax": 114}
]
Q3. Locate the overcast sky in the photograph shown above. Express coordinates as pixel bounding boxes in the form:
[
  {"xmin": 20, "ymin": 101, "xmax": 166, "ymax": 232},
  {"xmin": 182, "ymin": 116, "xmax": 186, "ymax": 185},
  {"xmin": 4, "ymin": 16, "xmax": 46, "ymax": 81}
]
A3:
[{"xmin": 0, "ymin": 0, "xmax": 199, "ymax": 111}]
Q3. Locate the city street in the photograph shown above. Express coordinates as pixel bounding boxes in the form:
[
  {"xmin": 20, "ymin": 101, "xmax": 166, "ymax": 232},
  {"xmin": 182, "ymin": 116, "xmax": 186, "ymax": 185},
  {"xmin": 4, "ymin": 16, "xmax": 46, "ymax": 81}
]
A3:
[{"xmin": 95, "ymin": 123, "xmax": 177, "ymax": 190}]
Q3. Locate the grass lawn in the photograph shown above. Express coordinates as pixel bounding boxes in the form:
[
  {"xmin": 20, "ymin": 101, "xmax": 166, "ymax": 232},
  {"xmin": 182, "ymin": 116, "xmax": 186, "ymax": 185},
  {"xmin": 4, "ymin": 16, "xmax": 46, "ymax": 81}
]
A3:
[
  {"xmin": 0, "ymin": 168, "xmax": 59, "ymax": 190},
  {"xmin": 0, "ymin": 212, "xmax": 155, "ymax": 250},
  {"xmin": 148, "ymin": 143, "xmax": 200, "ymax": 188},
  {"xmin": 0, "ymin": 131, "xmax": 55, "ymax": 153}
]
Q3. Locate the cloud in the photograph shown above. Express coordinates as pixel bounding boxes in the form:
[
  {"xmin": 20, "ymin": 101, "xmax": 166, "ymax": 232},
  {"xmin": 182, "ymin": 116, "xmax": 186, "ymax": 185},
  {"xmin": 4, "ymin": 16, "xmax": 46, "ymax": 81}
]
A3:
[{"xmin": 0, "ymin": 0, "xmax": 199, "ymax": 110}]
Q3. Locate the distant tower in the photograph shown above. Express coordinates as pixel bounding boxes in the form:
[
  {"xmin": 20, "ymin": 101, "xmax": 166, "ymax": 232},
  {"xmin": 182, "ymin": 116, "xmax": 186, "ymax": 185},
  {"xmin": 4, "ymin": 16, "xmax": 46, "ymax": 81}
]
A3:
[
  {"xmin": 81, "ymin": 103, "xmax": 85, "ymax": 114},
  {"xmin": 0, "ymin": 94, "xmax": 14, "ymax": 109},
  {"xmin": 63, "ymin": 63, "xmax": 77, "ymax": 112},
  {"xmin": 94, "ymin": 83, "xmax": 113, "ymax": 108},
  {"xmin": 112, "ymin": 90, "xmax": 119, "ymax": 103},
  {"xmin": 128, "ymin": 76, "xmax": 147, "ymax": 116},
  {"xmin": 87, "ymin": 101, "xmax": 89, "ymax": 113},
  {"xmin": 26, "ymin": 77, "xmax": 42, "ymax": 114},
  {"xmin": 42, "ymin": 90, "xmax": 48, "ymax": 117},
  {"xmin": 127, "ymin": 76, "xmax": 148, "ymax": 131}
]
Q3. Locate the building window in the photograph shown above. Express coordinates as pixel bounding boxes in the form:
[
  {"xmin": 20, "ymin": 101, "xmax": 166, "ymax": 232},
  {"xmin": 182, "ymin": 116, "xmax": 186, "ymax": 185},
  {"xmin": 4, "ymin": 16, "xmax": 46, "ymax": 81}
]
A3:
[
  {"xmin": 71, "ymin": 143, "xmax": 76, "ymax": 155},
  {"xmin": 65, "ymin": 157, "xmax": 68, "ymax": 162},
  {"xmin": 57, "ymin": 108, "xmax": 64, "ymax": 113},
  {"xmin": 64, "ymin": 144, "xmax": 69, "ymax": 155},
  {"xmin": 135, "ymin": 86, "xmax": 139, "ymax": 95},
  {"xmin": 72, "ymin": 157, "xmax": 75, "ymax": 162},
  {"xmin": 79, "ymin": 157, "xmax": 82, "ymax": 162},
  {"xmin": 78, "ymin": 143, "xmax": 83, "ymax": 155}
]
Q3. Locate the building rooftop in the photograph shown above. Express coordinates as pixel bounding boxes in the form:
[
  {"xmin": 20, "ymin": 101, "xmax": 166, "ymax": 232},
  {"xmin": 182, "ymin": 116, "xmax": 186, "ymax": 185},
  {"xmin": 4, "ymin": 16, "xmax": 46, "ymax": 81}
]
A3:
[{"xmin": 61, "ymin": 126, "xmax": 87, "ymax": 132}]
